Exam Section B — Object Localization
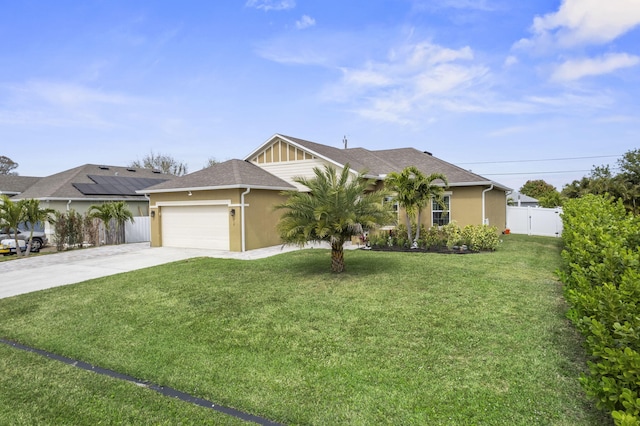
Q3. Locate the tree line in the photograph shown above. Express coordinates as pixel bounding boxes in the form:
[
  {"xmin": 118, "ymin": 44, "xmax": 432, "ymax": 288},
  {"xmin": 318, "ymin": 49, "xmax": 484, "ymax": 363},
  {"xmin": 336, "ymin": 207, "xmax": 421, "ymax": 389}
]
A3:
[{"xmin": 517, "ymin": 148, "xmax": 640, "ymax": 213}]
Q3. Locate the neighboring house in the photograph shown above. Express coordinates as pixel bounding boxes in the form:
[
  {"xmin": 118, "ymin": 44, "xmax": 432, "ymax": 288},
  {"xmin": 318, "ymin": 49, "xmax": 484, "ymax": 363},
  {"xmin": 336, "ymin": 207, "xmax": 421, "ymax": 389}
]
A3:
[
  {"xmin": 4, "ymin": 165, "xmax": 173, "ymax": 242},
  {"xmin": 141, "ymin": 134, "xmax": 512, "ymax": 252},
  {"xmin": 508, "ymin": 191, "xmax": 539, "ymax": 207},
  {"xmin": 0, "ymin": 175, "xmax": 42, "ymax": 198}
]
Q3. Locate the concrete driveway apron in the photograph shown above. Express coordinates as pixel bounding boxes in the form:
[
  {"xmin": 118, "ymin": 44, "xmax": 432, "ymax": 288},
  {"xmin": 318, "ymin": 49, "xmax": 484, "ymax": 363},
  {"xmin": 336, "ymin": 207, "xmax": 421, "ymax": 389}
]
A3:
[{"xmin": 0, "ymin": 241, "xmax": 349, "ymax": 299}]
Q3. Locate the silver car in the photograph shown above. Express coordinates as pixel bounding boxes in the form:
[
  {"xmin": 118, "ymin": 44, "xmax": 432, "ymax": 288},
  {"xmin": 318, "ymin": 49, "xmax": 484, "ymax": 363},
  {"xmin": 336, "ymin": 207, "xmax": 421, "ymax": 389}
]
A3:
[{"xmin": 0, "ymin": 228, "xmax": 48, "ymax": 252}]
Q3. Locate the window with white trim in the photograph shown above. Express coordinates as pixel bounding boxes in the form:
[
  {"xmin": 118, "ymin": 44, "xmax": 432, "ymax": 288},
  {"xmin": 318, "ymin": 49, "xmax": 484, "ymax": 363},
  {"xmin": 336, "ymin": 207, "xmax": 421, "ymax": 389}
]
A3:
[
  {"xmin": 384, "ymin": 196, "xmax": 399, "ymax": 221},
  {"xmin": 432, "ymin": 195, "xmax": 450, "ymax": 226}
]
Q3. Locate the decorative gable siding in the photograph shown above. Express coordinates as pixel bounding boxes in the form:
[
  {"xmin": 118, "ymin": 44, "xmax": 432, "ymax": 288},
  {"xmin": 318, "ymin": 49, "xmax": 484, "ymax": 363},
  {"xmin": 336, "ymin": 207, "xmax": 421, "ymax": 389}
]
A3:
[
  {"xmin": 249, "ymin": 138, "xmax": 318, "ymax": 164},
  {"xmin": 248, "ymin": 138, "xmax": 338, "ymax": 191},
  {"xmin": 255, "ymin": 159, "xmax": 336, "ymax": 191}
]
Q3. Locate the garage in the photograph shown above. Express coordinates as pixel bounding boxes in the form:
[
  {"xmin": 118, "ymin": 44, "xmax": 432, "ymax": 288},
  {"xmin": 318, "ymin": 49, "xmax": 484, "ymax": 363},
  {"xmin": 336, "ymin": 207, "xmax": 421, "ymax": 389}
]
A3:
[{"xmin": 160, "ymin": 205, "xmax": 230, "ymax": 250}]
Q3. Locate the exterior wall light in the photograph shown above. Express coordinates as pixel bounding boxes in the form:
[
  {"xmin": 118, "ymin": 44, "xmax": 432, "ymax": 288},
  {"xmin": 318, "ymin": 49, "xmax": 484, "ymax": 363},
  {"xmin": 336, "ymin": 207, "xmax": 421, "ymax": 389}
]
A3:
[{"xmin": 230, "ymin": 208, "xmax": 236, "ymax": 217}]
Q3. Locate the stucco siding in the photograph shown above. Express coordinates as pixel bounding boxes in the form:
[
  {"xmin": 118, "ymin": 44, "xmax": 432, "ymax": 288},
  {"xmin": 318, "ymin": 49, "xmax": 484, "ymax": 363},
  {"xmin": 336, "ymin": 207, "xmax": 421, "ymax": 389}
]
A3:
[
  {"xmin": 243, "ymin": 190, "xmax": 288, "ymax": 250},
  {"xmin": 484, "ymin": 188, "xmax": 507, "ymax": 229}
]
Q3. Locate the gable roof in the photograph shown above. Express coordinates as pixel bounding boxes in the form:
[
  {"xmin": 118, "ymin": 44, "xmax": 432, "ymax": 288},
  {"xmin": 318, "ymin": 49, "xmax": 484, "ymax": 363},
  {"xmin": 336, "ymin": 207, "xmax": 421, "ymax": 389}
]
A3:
[
  {"xmin": 139, "ymin": 159, "xmax": 295, "ymax": 193},
  {"xmin": 14, "ymin": 164, "xmax": 175, "ymax": 201},
  {"xmin": 248, "ymin": 134, "xmax": 511, "ymax": 191},
  {"xmin": 0, "ymin": 175, "xmax": 42, "ymax": 196}
]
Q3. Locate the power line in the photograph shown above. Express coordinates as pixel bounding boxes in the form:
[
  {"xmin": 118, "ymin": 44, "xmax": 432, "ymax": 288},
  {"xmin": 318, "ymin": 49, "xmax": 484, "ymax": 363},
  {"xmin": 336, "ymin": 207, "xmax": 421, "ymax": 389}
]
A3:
[
  {"xmin": 457, "ymin": 154, "xmax": 621, "ymax": 165},
  {"xmin": 481, "ymin": 167, "xmax": 621, "ymax": 176}
]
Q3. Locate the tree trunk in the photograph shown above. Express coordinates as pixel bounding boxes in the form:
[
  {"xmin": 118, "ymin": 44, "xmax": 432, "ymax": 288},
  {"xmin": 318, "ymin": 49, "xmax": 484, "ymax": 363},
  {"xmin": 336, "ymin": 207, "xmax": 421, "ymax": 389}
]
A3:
[
  {"xmin": 331, "ymin": 241, "xmax": 345, "ymax": 273},
  {"xmin": 414, "ymin": 210, "xmax": 422, "ymax": 245},
  {"xmin": 404, "ymin": 212, "xmax": 413, "ymax": 242}
]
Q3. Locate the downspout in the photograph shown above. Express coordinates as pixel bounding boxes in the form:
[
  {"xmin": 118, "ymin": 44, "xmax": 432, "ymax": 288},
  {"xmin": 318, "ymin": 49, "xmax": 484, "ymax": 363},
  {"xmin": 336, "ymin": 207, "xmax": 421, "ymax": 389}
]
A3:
[
  {"xmin": 481, "ymin": 184, "xmax": 494, "ymax": 225},
  {"xmin": 240, "ymin": 187, "xmax": 251, "ymax": 252},
  {"xmin": 66, "ymin": 200, "xmax": 72, "ymax": 211}
]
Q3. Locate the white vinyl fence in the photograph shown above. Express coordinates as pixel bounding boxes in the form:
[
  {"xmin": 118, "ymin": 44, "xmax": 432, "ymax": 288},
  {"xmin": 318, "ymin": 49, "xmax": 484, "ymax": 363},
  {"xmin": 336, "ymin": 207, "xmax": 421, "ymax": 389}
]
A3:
[
  {"xmin": 125, "ymin": 216, "xmax": 151, "ymax": 243},
  {"xmin": 506, "ymin": 206, "xmax": 563, "ymax": 237}
]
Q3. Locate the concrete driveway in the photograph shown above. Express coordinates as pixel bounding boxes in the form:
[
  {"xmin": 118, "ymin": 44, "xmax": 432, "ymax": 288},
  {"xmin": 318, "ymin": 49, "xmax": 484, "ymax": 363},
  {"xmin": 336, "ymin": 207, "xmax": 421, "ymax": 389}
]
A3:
[{"xmin": 0, "ymin": 241, "xmax": 355, "ymax": 299}]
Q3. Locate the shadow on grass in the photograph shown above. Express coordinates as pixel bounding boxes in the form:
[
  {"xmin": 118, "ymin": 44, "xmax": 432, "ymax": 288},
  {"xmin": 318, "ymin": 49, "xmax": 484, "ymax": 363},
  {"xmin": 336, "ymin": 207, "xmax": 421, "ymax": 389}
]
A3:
[{"xmin": 264, "ymin": 248, "xmax": 408, "ymax": 277}]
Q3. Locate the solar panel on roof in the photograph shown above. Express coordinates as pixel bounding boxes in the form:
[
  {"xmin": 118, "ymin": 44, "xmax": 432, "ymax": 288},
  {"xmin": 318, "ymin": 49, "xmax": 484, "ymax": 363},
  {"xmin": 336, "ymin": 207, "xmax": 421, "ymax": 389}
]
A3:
[{"xmin": 72, "ymin": 175, "xmax": 169, "ymax": 196}]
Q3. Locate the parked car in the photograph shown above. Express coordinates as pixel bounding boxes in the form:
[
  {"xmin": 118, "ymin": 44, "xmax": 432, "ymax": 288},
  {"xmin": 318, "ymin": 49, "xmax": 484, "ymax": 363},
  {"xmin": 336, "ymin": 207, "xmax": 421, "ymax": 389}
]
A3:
[
  {"xmin": 0, "ymin": 228, "xmax": 48, "ymax": 251},
  {"xmin": 1, "ymin": 238, "xmax": 28, "ymax": 255}
]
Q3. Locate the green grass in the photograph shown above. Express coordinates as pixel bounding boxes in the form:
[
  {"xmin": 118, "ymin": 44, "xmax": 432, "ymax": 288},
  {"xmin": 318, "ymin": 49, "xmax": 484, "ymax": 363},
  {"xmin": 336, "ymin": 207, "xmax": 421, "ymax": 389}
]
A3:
[{"xmin": 0, "ymin": 234, "xmax": 610, "ymax": 425}]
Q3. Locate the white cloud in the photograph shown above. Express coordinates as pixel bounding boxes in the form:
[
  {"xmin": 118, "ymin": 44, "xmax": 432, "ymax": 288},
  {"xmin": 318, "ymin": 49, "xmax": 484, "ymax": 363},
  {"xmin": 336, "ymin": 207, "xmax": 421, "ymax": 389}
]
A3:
[
  {"xmin": 551, "ymin": 53, "xmax": 640, "ymax": 81},
  {"xmin": 322, "ymin": 40, "xmax": 491, "ymax": 124},
  {"xmin": 245, "ymin": 0, "xmax": 295, "ymax": 12},
  {"xmin": 295, "ymin": 15, "xmax": 315, "ymax": 30},
  {"xmin": 504, "ymin": 55, "xmax": 518, "ymax": 67},
  {"xmin": 517, "ymin": 0, "xmax": 640, "ymax": 49}
]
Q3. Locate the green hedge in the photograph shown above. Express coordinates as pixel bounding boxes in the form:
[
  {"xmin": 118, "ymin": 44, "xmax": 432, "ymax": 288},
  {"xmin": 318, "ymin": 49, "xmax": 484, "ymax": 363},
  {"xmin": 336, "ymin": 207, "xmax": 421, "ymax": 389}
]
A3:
[{"xmin": 559, "ymin": 194, "xmax": 640, "ymax": 425}]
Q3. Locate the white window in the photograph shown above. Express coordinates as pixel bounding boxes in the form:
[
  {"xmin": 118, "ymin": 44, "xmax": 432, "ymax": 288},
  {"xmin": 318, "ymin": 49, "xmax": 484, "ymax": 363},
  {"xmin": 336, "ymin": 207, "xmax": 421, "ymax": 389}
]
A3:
[
  {"xmin": 384, "ymin": 196, "xmax": 399, "ymax": 221},
  {"xmin": 432, "ymin": 195, "xmax": 450, "ymax": 226}
]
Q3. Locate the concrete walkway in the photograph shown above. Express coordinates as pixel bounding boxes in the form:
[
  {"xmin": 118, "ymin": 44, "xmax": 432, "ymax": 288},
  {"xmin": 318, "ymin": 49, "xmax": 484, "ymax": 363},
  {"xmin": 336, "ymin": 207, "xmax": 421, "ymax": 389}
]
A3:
[{"xmin": 0, "ymin": 242, "xmax": 358, "ymax": 299}]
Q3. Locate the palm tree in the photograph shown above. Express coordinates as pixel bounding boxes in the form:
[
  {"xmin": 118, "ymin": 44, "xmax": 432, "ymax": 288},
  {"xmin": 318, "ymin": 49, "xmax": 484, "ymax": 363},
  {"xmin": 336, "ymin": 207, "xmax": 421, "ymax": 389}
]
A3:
[
  {"xmin": 276, "ymin": 164, "xmax": 393, "ymax": 273},
  {"xmin": 22, "ymin": 199, "xmax": 55, "ymax": 256},
  {"xmin": 385, "ymin": 166, "xmax": 448, "ymax": 246},
  {"xmin": 384, "ymin": 167, "xmax": 418, "ymax": 242},
  {"xmin": 110, "ymin": 201, "xmax": 135, "ymax": 244},
  {"xmin": 88, "ymin": 203, "xmax": 113, "ymax": 245},
  {"xmin": 0, "ymin": 195, "xmax": 27, "ymax": 256},
  {"xmin": 413, "ymin": 171, "xmax": 448, "ymax": 243},
  {"xmin": 89, "ymin": 202, "xmax": 134, "ymax": 245}
]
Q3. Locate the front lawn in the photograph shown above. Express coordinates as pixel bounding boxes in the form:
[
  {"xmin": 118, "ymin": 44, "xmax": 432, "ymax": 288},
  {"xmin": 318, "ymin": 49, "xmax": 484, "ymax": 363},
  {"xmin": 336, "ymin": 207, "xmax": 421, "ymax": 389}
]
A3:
[{"xmin": 0, "ymin": 235, "xmax": 609, "ymax": 425}]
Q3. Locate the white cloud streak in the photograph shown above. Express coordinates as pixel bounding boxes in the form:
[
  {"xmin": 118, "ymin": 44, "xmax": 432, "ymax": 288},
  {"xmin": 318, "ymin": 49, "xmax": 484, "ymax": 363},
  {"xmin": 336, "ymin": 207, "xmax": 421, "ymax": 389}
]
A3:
[
  {"xmin": 245, "ymin": 0, "xmax": 295, "ymax": 12},
  {"xmin": 552, "ymin": 53, "xmax": 640, "ymax": 82}
]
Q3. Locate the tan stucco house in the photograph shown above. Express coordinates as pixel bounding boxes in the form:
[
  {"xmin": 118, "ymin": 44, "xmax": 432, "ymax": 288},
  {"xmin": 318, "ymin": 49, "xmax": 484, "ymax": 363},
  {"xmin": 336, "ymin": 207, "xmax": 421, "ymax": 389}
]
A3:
[{"xmin": 141, "ymin": 134, "xmax": 512, "ymax": 252}]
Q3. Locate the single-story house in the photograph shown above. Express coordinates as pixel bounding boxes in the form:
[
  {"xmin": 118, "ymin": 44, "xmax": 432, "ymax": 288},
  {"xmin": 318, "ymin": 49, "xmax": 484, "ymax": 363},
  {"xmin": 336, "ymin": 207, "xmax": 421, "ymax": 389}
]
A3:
[
  {"xmin": 0, "ymin": 175, "xmax": 42, "ymax": 198},
  {"xmin": 508, "ymin": 191, "xmax": 539, "ymax": 207},
  {"xmin": 12, "ymin": 164, "xmax": 176, "ymax": 218},
  {"xmin": 141, "ymin": 134, "xmax": 512, "ymax": 252}
]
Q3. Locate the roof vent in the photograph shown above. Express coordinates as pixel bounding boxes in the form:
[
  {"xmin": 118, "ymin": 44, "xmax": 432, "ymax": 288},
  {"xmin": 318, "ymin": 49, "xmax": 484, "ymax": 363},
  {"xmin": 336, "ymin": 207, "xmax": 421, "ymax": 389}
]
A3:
[
  {"xmin": 152, "ymin": 169, "xmax": 162, "ymax": 174},
  {"xmin": 423, "ymin": 151, "xmax": 433, "ymax": 156},
  {"xmin": 126, "ymin": 168, "xmax": 136, "ymax": 172},
  {"xmin": 98, "ymin": 165, "xmax": 110, "ymax": 170}
]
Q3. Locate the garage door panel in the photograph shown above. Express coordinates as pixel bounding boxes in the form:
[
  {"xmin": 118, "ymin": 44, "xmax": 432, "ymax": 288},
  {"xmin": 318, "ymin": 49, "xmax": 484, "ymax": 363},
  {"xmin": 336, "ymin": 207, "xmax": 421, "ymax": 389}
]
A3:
[{"xmin": 161, "ymin": 205, "xmax": 229, "ymax": 250}]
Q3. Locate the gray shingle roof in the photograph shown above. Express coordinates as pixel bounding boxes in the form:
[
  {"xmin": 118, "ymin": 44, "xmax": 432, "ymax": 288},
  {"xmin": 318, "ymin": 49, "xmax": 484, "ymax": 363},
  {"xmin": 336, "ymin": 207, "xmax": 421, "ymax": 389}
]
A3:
[
  {"xmin": 14, "ymin": 164, "xmax": 176, "ymax": 200},
  {"xmin": 141, "ymin": 159, "xmax": 295, "ymax": 193},
  {"xmin": 276, "ymin": 134, "xmax": 510, "ymax": 190},
  {"xmin": 0, "ymin": 175, "xmax": 42, "ymax": 195}
]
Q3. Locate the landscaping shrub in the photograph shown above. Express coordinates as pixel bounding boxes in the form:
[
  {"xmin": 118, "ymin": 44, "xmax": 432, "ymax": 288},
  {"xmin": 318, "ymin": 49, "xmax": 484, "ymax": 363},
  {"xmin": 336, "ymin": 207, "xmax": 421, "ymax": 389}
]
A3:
[
  {"xmin": 559, "ymin": 194, "xmax": 640, "ymax": 425},
  {"xmin": 460, "ymin": 224, "xmax": 500, "ymax": 251},
  {"xmin": 53, "ymin": 210, "xmax": 97, "ymax": 250},
  {"xmin": 370, "ymin": 222, "xmax": 499, "ymax": 252}
]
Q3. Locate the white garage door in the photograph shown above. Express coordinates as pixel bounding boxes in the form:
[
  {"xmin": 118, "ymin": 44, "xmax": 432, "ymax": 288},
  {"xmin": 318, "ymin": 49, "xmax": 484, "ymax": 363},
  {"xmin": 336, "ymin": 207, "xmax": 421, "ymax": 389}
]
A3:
[{"xmin": 161, "ymin": 205, "xmax": 229, "ymax": 250}]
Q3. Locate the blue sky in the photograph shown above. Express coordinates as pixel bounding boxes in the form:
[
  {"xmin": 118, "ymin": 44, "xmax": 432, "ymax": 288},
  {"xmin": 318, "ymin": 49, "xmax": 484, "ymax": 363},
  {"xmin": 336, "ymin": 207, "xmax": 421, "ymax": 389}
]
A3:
[{"xmin": 1, "ymin": 0, "xmax": 639, "ymax": 191}]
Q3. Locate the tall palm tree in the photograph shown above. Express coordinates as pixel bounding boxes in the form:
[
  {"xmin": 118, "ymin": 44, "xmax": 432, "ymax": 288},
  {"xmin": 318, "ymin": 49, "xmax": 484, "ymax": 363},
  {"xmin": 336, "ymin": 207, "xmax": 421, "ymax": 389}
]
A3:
[
  {"xmin": 385, "ymin": 166, "xmax": 448, "ymax": 246},
  {"xmin": 89, "ymin": 202, "xmax": 134, "ymax": 245},
  {"xmin": 88, "ymin": 203, "xmax": 114, "ymax": 245},
  {"xmin": 110, "ymin": 201, "xmax": 135, "ymax": 244},
  {"xmin": 413, "ymin": 171, "xmax": 449, "ymax": 243},
  {"xmin": 276, "ymin": 164, "xmax": 393, "ymax": 273},
  {"xmin": 22, "ymin": 199, "xmax": 55, "ymax": 256},
  {"xmin": 0, "ymin": 195, "xmax": 27, "ymax": 256},
  {"xmin": 384, "ymin": 167, "xmax": 418, "ymax": 242}
]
